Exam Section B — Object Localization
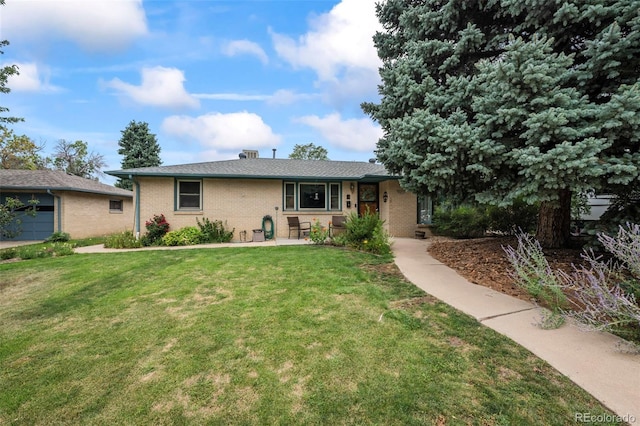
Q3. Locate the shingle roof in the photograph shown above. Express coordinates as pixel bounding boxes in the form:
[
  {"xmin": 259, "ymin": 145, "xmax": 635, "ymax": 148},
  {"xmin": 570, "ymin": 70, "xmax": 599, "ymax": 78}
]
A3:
[
  {"xmin": 106, "ymin": 158, "xmax": 396, "ymax": 181},
  {"xmin": 0, "ymin": 170, "xmax": 133, "ymax": 197}
]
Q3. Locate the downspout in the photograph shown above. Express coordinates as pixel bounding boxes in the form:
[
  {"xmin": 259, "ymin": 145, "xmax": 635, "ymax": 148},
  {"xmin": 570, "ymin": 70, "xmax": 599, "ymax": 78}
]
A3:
[
  {"xmin": 46, "ymin": 189, "xmax": 62, "ymax": 233},
  {"xmin": 131, "ymin": 175, "xmax": 141, "ymax": 239}
]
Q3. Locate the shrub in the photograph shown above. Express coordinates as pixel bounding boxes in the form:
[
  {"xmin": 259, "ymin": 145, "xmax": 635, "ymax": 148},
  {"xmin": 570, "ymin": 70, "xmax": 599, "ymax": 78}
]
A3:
[
  {"xmin": 196, "ymin": 217, "xmax": 234, "ymax": 243},
  {"xmin": 560, "ymin": 223, "xmax": 640, "ymax": 341},
  {"xmin": 105, "ymin": 230, "xmax": 142, "ymax": 249},
  {"xmin": 162, "ymin": 226, "xmax": 202, "ymax": 246},
  {"xmin": 432, "ymin": 203, "xmax": 488, "ymax": 238},
  {"xmin": 503, "ymin": 232, "xmax": 569, "ymax": 315},
  {"xmin": 51, "ymin": 242, "xmax": 75, "ymax": 256},
  {"xmin": 504, "ymin": 225, "xmax": 640, "ymax": 342},
  {"xmin": 44, "ymin": 231, "xmax": 70, "ymax": 242},
  {"xmin": 309, "ymin": 218, "xmax": 329, "ymax": 245},
  {"xmin": 142, "ymin": 214, "xmax": 170, "ymax": 246},
  {"xmin": 0, "ymin": 248, "xmax": 17, "ymax": 260},
  {"xmin": 12, "ymin": 242, "xmax": 75, "ymax": 260},
  {"xmin": 338, "ymin": 210, "xmax": 391, "ymax": 255},
  {"xmin": 486, "ymin": 199, "xmax": 539, "ymax": 235}
]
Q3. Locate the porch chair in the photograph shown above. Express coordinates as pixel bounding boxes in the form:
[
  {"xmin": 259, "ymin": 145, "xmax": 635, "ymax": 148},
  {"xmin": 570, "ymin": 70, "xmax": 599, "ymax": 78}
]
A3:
[
  {"xmin": 328, "ymin": 215, "xmax": 347, "ymax": 237},
  {"xmin": 287, "ymin": 216, "xmax": 311, "ymax": 239}
]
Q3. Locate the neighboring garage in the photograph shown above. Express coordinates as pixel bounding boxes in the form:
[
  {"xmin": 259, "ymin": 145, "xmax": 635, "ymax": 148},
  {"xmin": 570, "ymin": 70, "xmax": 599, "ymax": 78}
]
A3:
[
  {"xmin": 2, "ymin": 192, "xmax": 54, "ymax": 240},
  {"xmin": 1, "ymin": 170, "xmax": 133, "ymax": 241}
]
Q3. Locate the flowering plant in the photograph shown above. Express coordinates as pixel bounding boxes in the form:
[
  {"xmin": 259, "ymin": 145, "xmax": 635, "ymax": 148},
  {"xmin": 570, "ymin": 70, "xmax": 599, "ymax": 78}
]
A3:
[
  {"xmin": 142, "ymin": 214, "xmax": 170, "ymax": 246},
  {"xmin": 309, "ymin": 218, "xmax": 329, "ymax": 245}
]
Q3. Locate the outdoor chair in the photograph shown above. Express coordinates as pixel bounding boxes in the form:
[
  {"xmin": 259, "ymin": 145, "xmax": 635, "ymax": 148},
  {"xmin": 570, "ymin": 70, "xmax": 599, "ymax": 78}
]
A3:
[
  {"xmin": 287, "ymin": 216, "xmax": 311, "ymax": 239},
  {"xmin": 328, "ymin": 215, "xmax": 347, "ymax": 237}
]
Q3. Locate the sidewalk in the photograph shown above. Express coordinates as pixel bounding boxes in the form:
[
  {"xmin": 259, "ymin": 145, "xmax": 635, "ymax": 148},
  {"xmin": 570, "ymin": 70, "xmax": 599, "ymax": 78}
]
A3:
[{"xmin": 392, "ymin": 238, "xmax": 639, "ymax": 423}]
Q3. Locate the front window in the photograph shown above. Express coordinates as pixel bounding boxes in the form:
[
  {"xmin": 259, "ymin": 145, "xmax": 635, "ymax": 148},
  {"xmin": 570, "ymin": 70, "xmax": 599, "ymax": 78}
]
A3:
[
  {"xmin": 300, "ymin": 183, "xmax": 326, "ymax": 209},
  {"xmin": 178, "ymin": 180, "xmax": 202, "ymax": 210}
]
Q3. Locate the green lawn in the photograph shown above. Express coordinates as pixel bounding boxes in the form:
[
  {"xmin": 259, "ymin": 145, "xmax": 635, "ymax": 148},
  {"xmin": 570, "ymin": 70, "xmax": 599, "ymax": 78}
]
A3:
[{"xmin": 0, "ymin": 246, "xmax": 623, "ymax": 425}]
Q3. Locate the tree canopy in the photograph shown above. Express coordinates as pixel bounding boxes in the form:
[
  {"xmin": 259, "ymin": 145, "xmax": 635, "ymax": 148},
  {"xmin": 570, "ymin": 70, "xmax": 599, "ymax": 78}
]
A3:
[
  {"xmin": 0, "ymin": 127, "xmax": 47, "ymax": 170},
  {"xmin": 363, "ymin": 0, "xmax": 640, "ymax": 247},
  {"xmin": 0, "ymin": 0, "xmax": 22, "ymax": 126},
  {"xmin": 116, "ymin": 120, "xmax": 162, "ymax": 190},
  {"xmin": 288, "ymin": 143, "xmax": 329, "ymax": 160},
  {"xmin": 51, "ymin": 139, "xmax": 106, "ymax": 180}
]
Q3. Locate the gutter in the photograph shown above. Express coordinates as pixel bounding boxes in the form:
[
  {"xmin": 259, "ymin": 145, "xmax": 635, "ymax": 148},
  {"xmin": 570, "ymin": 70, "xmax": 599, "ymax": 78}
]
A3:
[
  {"xmin": 131, "ymin": 175, "xmax": 141, "ymax": 239},
  {"xmin": 46, "ymin": 189, "xmax": 62, "ymax": 234}
]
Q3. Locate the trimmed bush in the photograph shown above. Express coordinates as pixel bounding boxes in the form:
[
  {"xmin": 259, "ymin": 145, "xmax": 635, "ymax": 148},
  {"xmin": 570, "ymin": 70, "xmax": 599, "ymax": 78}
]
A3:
[{"xmin": 162, "ymin": 226, "xmax": 203, "ymax": 246}]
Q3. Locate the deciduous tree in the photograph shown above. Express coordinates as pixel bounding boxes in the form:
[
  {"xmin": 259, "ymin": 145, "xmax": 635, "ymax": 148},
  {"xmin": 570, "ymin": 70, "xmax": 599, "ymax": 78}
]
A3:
[
  {"xmin": 288, "ymin": 143, "xmax": 329, "ymax": 160},
  {"xmin": 0, "ymin": 127, "xmax": 47, "ymax": 169},
  {"xmin": 363, "ymin": 0, "xmax": 640, "ymax": 247},
  {"xmin": 51, "ymin": 139, "xmax": 106, "ymax": 180},
  {"xmin": 0, "ymin": 0, "xmax": 22, "ymax": 126}
]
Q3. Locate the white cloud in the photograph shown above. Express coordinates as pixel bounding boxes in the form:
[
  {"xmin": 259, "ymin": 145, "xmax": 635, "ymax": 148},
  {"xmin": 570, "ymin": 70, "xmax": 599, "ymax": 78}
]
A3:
[
  {"xmin": 161, "ymin": 111, "xmax": 281, "ymax": 152},
  {"xmin": 191, "ymin": 89, "xmax": 320, "ymax": 105},
  {"xmin": 267, "ymin": 89, "xmax": 320, "ymax": 106},
  {"xmin": 5, "ymin": 62, "xmax": 62, "ymax": 93},
  {"xmin": 105, "ymin": 66, "xmax": 200, "ymax": 109},
  {"xmin": 295, "ymin": 113, "xmax": 382, "ymax": 152},
  {"xmin": 271, "ymin": 0, "xmax": 381, "ymax": 88},
  {"xmin": 222, "ymin": 40, "xmax": 269, "ymax": 64},
  {"xmin": 193, "ymin": 93, "xmax": 270, "ymax": 101},
  {"xmin": 2, "ymin": 0, "xmax": 148, "ymax": 52}
]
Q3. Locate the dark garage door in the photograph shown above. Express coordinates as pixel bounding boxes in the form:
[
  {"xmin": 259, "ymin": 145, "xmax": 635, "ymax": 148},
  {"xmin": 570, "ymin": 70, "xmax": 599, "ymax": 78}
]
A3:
[{"xmin": 1, "ymin": 193, "xmax": 54, "ymax": 241}]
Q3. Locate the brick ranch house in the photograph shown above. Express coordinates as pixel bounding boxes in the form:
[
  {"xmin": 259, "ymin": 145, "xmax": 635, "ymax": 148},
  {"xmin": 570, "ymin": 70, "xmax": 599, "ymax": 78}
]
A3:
[
  {"xmin": 106, "ymin": 155, "xmax": 434, "ymax": 241},
  {"xmin": 0, "ymin": 169, "xmax": 133, "ymax": 241}
]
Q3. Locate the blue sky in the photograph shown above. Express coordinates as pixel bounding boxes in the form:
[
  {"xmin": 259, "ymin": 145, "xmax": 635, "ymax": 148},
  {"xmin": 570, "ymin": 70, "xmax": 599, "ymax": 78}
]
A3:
[{"xmin": 1, "ymin": 0, "xmax": 383, "ymax": 183}]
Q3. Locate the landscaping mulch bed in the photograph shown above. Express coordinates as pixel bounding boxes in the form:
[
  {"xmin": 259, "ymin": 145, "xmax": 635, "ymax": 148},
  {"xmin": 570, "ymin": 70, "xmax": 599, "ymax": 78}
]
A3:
[{"xmin": 426, "ymin": 236, "xmax": 587, "ymax": 303}]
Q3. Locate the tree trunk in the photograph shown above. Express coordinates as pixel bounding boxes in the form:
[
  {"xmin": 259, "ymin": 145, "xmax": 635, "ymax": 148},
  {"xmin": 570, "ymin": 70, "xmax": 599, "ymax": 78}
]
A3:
[{"xmin": 536, "ymin": 189, "xmax": 572, "ymax": 248}]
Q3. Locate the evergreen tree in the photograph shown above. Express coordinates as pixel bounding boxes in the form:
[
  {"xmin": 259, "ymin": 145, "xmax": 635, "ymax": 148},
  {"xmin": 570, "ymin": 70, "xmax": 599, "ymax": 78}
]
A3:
[
  {"xmin": 288, "ymin": 143, "xmax": 329, "ymax": 160},
  {"xmin": 116, "ymin": 121, "xmax": 162, "ymax": 190},
  {"xmin": 363, "ymin": 0, "xmax": 640, "ymax": 248}
]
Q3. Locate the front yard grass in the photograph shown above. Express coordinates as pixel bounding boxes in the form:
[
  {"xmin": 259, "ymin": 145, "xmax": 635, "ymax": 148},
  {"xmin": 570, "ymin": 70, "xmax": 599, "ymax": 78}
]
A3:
[{"xmin": 0, "ymin": 246, "xmax": 623, "ymax": 424}]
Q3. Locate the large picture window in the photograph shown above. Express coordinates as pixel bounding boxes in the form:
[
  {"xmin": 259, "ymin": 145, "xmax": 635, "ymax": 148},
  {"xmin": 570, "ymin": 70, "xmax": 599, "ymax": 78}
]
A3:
[
  {"xmin": 177, "ymin": 180, "xmax": 202, "ymax": 210},
  {"xmin": 284, "ymin": 182, "xmax": 342, "ymax": 211},
  {"xmin": 300, "ymin": 183, "xmax": 326, "ymax": 209}
]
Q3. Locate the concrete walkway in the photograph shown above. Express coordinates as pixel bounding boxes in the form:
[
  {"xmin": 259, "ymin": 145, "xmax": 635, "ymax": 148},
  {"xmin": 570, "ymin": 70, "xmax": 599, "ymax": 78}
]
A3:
[{"xmin": 392, "ymin": 238, "xmax": 639, "ymax": 423}]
